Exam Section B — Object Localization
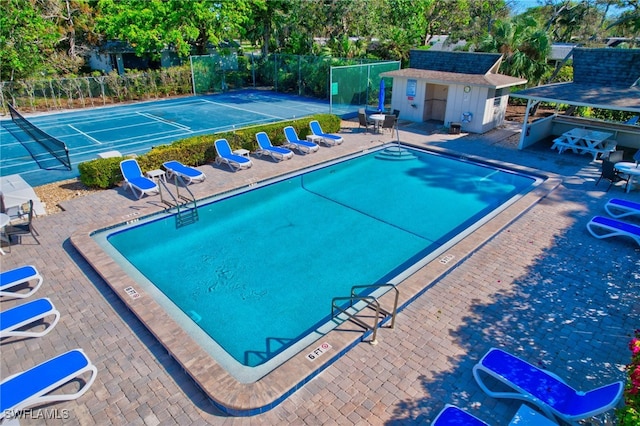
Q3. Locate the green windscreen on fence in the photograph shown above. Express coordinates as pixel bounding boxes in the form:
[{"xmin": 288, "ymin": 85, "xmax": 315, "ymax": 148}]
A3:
[
  {"xmin": 191, "ymin": 53, "xmax": 240, "ymax": 95},
  {"xmin": 330, "ymin": 61, "xmax": 400, "ymax": 114}
]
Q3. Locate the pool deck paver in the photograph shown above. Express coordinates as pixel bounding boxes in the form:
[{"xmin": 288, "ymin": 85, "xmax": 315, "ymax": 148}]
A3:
[{"xmin": 1, "ymin": 119, "xmax": 638, "ymax": 425}]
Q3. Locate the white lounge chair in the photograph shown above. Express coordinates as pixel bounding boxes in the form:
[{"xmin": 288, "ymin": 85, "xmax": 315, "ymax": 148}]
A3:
[
  {"xmin": 587, "ymin": 216, "xmax": 640, "ymax": 247},
  {"xmin": 309, "ymin": 120, "xmax": 343, "ymax": 146},
  {"xmin": 0, "ymin": 349, "xmax": 97, "ymax": 420},
  {"xmin": 255, "ymin": 132, "xmax": 293, "ymax": 162},
  {"xmin": 162, "ymin": 160, "xmax": 206, "ymax": 185},
  {"xmin": 0, "ymin": 265, "xmax": 43, "ymax": 299},
  {"xmin": 0, "ymin": 297, "xmax": 60, "ymax": 339},
  {"xmin": 432, "ymin": 404, "xmax": 489, "ymax": 425},
  {"xmin": 283, "ymin": 126, "xmax": 319, "ymax": 154},
  {"xmin": 214, "ymin": 139, "xmax": 253, "ymax": 171},
  {"xmin": 604, "ymin": 198, "xmax": 640, "ymax": 219},
  {"xmin": 473, "ymin": 348, "xmax": 624, "ymax": 425},
  {"xmin": 119, "ymin": 159, "xmax": 159, "ymax": 199}
]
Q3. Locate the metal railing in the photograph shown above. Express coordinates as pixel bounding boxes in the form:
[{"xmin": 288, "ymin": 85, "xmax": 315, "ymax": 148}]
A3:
[{"xmin": 331, "ymin": 283, "xmax": 399, "ymax": 345}]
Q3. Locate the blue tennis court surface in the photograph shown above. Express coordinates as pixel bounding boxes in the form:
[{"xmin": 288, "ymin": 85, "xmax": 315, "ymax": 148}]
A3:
[{"xmin": 1, "ymin": 90, "xmax": 347, "ymax": 187}]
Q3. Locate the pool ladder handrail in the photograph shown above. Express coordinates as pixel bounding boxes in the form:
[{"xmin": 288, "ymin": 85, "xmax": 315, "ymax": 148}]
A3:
[
  {"xmin": 331, "ymin": 295, "xmax": 381, "ymax": 345},
  {"xmin": 351, "ymin": 283, "xmax": 399, "ymax": 329},
  {"xmin": 157, "ymin": 175, "xmax": 199, "ymax": 227},
  {"xmin": 331, "ymin": 283, "xmax": 399, "ymax": 345}
]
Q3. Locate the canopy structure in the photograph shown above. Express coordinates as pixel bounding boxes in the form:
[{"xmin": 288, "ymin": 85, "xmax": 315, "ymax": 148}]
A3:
[
  {"xmin": 511, "ymin": 48, "xmax": 640, "ymax": 150},
  {"xmin": 511, "ymin": 48, "xmax": 640, "ymax": 118}
]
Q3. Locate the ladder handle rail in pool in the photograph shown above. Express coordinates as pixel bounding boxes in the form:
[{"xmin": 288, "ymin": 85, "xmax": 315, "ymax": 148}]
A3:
[
  {"xmin": 155, "ymin": 178, "xmax": 199, "ymax": 227},
  {"xmin": 350, "ymin": 283, "xmax": 399, "ymax": 329},
  {"xmin": 331, "ymin": 295, "xmax": 381, "ymax": 345}
]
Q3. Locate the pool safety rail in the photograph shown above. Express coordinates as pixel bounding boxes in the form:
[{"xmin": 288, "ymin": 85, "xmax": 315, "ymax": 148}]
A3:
[
  {"xmin": 158, "ymin": 175, "xmax": 199, "ymax": 227},
  {"xmin": 331, "ymin": 283, "xmax": 399, "ymax": 345}
]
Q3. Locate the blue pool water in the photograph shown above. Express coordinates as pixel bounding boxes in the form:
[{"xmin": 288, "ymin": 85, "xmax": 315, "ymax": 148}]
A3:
[{"xmin": 100, "ymin": 146, "xmax": 538, "ymax": 381}]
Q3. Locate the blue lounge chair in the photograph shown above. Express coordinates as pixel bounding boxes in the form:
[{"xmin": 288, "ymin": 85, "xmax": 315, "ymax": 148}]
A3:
[
  {"xmin": 162, "ymin": 160, "xmax": 206, "ymax": 185},
  {"xmin": 604, "ymin": 198, "xmax": 640, "ymax": 219},
  {"xmin": 309, "ymin": 120, "xmax": 343, "ymax": 146},
  {"xmin": 214, "ymin": 139, "xmax": 253, "ymax": 171},
  {"xmin": 0, "ymin": 265, "xmax": 43, "ymax": 299},
  {"xmin": 473, "ymin": 348, "xmax": 623, "ymax": 425},
  {"xmin": 120, "ymin": 159, "xmax": 159, "ymax": 199},
  {"xmin": 0, "ymin": 297, "xmax": 60, "ymax": 339},
  {"xmin": 624, "ymin": 115, "xmax": 639, "ymax": 125},
  {"xmin": 587, "ymin": 216, "xmax": 640, "ymax": 247},
  {"xmin": 255, "ymin": 132, "xmax": 293, "ymax": 162},
  {"xmin": 432, "ymin": 405, "xmax": 489, "ymax": 425},
  {"xmin": 283, "ymin": 126, "xmax": 319, "ymax": 154},
  {"xmin": 0, "ymin": 349, "xmax": 97, "ymax": 419}
]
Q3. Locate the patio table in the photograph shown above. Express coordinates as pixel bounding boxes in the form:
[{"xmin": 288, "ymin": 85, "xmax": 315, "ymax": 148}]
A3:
[
  {"xmin": 615, "ymin": 161, "xmax": 640, "ymax": 193},
  {"xmin": 551, "ymin": 128, "xmax": 616, "ymax": 161}
]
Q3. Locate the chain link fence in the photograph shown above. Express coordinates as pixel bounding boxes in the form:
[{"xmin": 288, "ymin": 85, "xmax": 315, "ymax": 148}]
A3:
[{"xmin": 2, "ymin": 54, "xmax": 396, "ymax": 116}]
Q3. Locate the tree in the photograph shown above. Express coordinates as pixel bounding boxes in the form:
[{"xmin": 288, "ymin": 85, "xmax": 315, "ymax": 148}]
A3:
[
  {"xmin": 0, "ymin": 0, "xmax": 60, "ymax": 80},
  {"xmin": 96, "ymin": 0, "xmax": 251, "ymax": 59},
  {"xmin": 476, "ymin": 16, "xmax": 552, "ymax": 85}
]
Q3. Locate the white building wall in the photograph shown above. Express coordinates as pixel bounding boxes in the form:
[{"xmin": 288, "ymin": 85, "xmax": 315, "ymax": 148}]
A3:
[
  {"xmin": 389, "ymin": 77, "xmax": 426, "ymax": 122},
  {"xmin": 444, "ymin": 84, "xmax": 485, "ymax": 133},
  {"xmin": 389, "ymin": 77, "xmax": 511, "ymax": 134}
]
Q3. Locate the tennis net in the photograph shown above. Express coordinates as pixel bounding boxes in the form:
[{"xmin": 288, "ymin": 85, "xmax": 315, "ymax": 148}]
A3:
[{"xmin": 8, "ymin": 104, "xmax": 71, "ymax": 170}]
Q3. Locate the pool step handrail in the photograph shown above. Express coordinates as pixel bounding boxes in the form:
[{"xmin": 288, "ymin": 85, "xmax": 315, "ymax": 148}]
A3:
[
  {"xmin": 331, "ymin": 283, "xmax": 399, "ymax": 345},
  {"xmin": 331, "ymin": 295, "xmax": 381, "ymax": 345},
  {"xmin": 350, "ymin": 283, "xmax": 399, "ymax": 329},
  {"xmin": 171, "ymin": 174, "xmax": 199, "ymax": 227},
  {"xmin": 157, "ymin": 176, "xmax": 199, "ymax": 227}
]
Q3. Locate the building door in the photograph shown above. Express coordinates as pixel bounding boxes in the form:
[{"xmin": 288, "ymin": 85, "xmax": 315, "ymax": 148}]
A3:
[{"xmin": 423, "ymin": 83, "xmax": 448, "ymax": 121}]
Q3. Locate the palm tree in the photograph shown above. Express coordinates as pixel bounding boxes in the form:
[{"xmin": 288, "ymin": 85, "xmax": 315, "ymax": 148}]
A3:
[{"xmin": 476, "ymin": 16, "xmax": 551, "ymax": 86}]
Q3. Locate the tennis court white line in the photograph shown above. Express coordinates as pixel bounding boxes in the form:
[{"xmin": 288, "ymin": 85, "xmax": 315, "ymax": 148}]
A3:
[
  {"xmin": 68, "ymin": 124, "xmax": 103, "ymax": 145},
  {"xmin": 199, "ymin": 99, "xmax": 285, "ymax": 120},
  {"xmin": 137, "ymin": 112, "xmax": 192, "ymax": 131}
]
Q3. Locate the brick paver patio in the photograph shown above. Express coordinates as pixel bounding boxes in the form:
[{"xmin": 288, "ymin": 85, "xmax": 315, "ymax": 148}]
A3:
[{"xmin": 1, "ymin": 119, "xmax": 638, "ymax": 425}]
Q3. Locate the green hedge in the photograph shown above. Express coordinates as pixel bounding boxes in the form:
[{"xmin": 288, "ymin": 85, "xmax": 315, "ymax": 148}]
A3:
[{"xmin": 78, "ymin": 113, "xmax": 342, "ymax": 189}]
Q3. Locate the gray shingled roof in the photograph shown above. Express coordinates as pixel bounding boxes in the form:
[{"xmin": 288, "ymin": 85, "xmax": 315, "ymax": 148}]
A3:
[
  {"xmin": 573, "ymin": 48, "xmax": 640, "ymax": 87},
  {"xmin": 380, "ymin": 68, "xmax": 526, "ymax": 89},
  {"xmin": 380, "ymin": 50, "xmax": 526, "ymax": 89},
  {"xmin": 512, "ymin": 48, "xmax": 640, "ymax": 113},
  {"xmin": 409, "ymin": 50, "xmax": 502, "ymax": 74}
]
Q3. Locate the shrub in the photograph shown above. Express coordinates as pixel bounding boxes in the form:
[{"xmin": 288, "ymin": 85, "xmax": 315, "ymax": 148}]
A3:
[
  {"xmin": 78, "ymin": 113, "xmax": 342, "ymax": 189},
  {"xmin": 616, "ymin": 329, "xmax": 640, "ymax": 425}
]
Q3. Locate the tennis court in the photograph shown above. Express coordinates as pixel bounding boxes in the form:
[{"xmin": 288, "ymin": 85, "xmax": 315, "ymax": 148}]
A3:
[{"xmin": 1, "ymin": 90, "xmax": 347, "ymax": 187}]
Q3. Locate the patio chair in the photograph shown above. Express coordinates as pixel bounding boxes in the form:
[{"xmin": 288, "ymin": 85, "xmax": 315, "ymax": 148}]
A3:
[
  {"xmin": 162, "ymin": 160, "xmax": 206, "ymax": 185},
  {"xmin": 381, "ymin": 114, "xmax": 399, "ymax": 140},
  {"xmin": 604, "ymin": 198, "xmax": 640, "ymax": 219},
  {"xmin": 596, "ymin": 159, "xmax": 629, "ymax": 191},
  {"xmin": 432, "ymin": 404, "xmax": 489, "ymax": 426},
  {"xmin": 4, "ymin": 199, "xmax": 39, "ymax": 245},
  {"xmin": 283, "ymin": 126, "xmax": 319, "ymax": 154},
  {"xmin": 0, "ymin": 265, "xmax": 43, "ymax": 299},
  {"xmin": 214, "ymin": 139, "xmax": 253, "ymax": 171},
  {"xmin": 358, "ymin": 112, "xmax": 373, "ymax": 133},
  {"xmin": 0, "ymin": 349, "xmax": 97, "ymax": 420},
  {"xmin": 0, "ymin": 297, "xmax": 60, "ymax": 339},
  {"xmin": 120, "ymin": 159, "xmax": 160, "ymax": 199},
  {"xmin": 587, "ymin": 216, "xmax": 640, "ymax": 247},
  {"xmin": 605, "ymin": 150, "xmax": 624, "ymax": 163},
  {"xmin": 309, "ymin": 120, "xmax": 343, "ymax": 146},
  {"xmin": 255, "ymin": 132, "xmax": 293, "ymax": 162},
  {"xmin": 473, "ymin": 348, "xmax": 624, "ymax": 425},
  {"xmin": 624, "ymin": 115, "xmax": 639, "ymax": 125}
]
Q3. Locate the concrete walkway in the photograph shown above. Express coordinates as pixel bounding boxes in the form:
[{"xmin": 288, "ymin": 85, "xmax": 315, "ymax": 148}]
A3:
[{"xmin": 1, "ymin": 119, "xmax": 638, "ymax": 425}]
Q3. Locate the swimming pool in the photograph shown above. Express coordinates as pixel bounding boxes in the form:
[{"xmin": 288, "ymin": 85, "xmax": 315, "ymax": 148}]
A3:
[{"xmin": 76, "ymin": 143, "xmax": 548, "ymax": 415}]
